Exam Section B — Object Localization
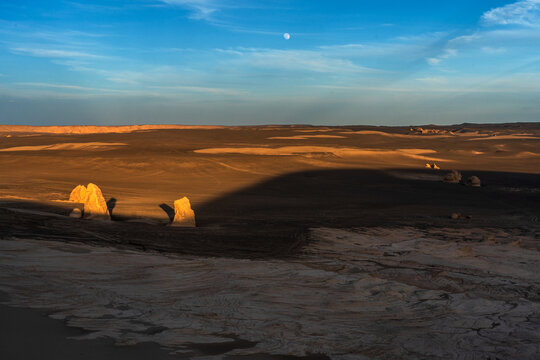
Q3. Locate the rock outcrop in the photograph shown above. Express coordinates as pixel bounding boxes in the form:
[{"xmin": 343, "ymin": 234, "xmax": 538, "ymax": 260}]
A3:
[
  {"xmin": 425, "ymin": 163, "xmax": 440, "ymax": 170},
  {"xmin": 443, "ymin": 170, "xmax": 462, "ymax": 183},
  {"xmin": 450, "ymin": 212, "xmax": 461, "ymax": 220},
  {"xmin": 466, "ymin": 176, "xmax": 481, "ymax": 187},
  {"xmin": 172, "ymin": 197, "xmax": 196, "ymax": 227},
  {"xmin": 69, "ymin": 183, "xmax": 110, "ymax": 220},
  {"xmin": 69, "ymin": 208, "xmax": 82, "ymax": 219},
  {"xmin": 410, "ymin": 127, "xmax": 453, "ymax": 135},
  {"xmin": 69, "ymin": 185, "xmax": 88, "ymax": 203}
]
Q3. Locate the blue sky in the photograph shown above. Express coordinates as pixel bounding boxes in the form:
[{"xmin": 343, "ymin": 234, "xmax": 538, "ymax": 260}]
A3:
[{"xmin": 1, "ymin": 0, "xmax": 539, "ymax": 125}]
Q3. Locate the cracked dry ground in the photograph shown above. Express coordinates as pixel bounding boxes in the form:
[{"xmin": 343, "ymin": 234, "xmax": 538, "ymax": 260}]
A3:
[{"xmin": 1, "ymin": 226, "xmax": 539, "ymax": 359}]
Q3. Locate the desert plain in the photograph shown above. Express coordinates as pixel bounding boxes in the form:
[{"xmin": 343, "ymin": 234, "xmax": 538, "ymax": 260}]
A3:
[{"xmin": 0, "ymin": 123, "xmax": 539, "ymax": 359}]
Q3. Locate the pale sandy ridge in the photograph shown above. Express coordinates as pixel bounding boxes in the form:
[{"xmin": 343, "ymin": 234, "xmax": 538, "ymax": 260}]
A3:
[
  {"xmin": 0, "ymin": 125, "xmax": 225, "ymax": 135},
  {"xmin": 0, "ymin": 142, "xmax": 127, "ymax": 151},
  {"xmin": 466, "ymin": 135, "xmax": 540, "ymax": 141},
  {"xmin": 194, "ymin": 146, "xmax": 449, "ymax": 161},
  {"xmin": 268, "ymin": 135, "xmax": 346, "ymax": 140}
]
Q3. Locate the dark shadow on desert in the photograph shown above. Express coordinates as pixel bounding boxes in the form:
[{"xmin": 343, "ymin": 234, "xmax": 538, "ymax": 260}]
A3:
[
  {"xmin": 159, "ymin": 203, "xmax": 175, "ymax": 222},
  {"xmin": 106, "ymin": 197, "xmax": 117, "ymax": 216},
  {"xmin": 1, "ymin": 168, "xmax": 538, "ymax": 258}
]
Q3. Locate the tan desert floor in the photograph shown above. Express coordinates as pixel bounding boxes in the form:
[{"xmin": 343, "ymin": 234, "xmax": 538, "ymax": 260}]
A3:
[
  {"xmin": 0, "ymin": 123, "xmax": 539, "ymax": 359},
  {"xmin": 0, "ymin": 123, "xmax": 538, "ymax": 221}
]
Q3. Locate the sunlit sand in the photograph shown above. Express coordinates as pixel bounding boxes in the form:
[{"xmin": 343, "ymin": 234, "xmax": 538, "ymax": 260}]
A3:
[{"xmin": 0, "ymin": 142, "xmax": 127, "ymax": 151}]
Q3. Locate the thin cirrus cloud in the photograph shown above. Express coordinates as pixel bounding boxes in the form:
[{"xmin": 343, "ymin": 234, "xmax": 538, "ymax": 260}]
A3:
[
  {"xmin": 426, "ymin": 48, "xmax": 458, "ymax": 66},
  {"xmin": 424, "ymin": 0, "xmax": 540, "ymax": 66},
  {"xmin": 226, "ymin": 48, "xmax": 377, "ymax": 74},
  {"xmin": 10, "ymin": 47, "xmax": 105, "ymax": 59},
  {"xmin": 11, "ymin": 82, "xmax": 243, "ymax": 98},
  {"xmin": 158, "ymin": 0, "xmax": 220, "ymax": 19},
  {"xmin": 482, "ymin": 46, "xmax": 507, "ymax": 54},
  {"xmin": 482, "ymin": 0, "xmax": 540, "ymax": 26}
]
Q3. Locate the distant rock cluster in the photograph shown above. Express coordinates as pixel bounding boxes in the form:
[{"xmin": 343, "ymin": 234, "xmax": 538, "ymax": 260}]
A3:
[
  {"xmin": 450, "ymin": 212, "xmax": 473, "ymax": 220},
  {"xmin": 410, "ymin": 127, "xmax": 454, "ymax": 135},
  {"xmin": 466, "ymin": 176, "xmax": 481, "ymax": 187},
  {"xmin": 425, "ymin": 163, "xmax": 440, "ymax": 170},
  {"xmin": 443, "ymin": 171, "xmax": 482, "ymax": 187},
  {"xmin": 69, "ymin": 183, "xmax": 110, "ymax": 220},
  {"xmin": 443, "ymin": 170, "xmax": 462, "ymax": 183}
]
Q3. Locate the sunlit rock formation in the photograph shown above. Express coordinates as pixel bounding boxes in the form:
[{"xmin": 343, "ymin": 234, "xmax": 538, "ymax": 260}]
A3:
[
  {"xmin": 69, "ymin": 183, "xmax": 110, "ymax": 220},
  {"xmin": 443, "ymin": 170, "xmax": 462, "ymax": 183},
  {"xmin": 172, "ymin": 197, "xmax": 196, "ymax": 227},
  {"xmin": 69, "ymin": 185, "xmax": 87, "ymax": 203}
]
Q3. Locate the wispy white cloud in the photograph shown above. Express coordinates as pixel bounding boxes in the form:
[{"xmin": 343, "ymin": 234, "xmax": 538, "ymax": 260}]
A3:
[
  {"xmin": 10, "ymin": 47, "xmax": 105, "ymax": 59},
  {"xmin": 421, "ymin": 2, "xmax": 540, "ymax": 67},
  {"xmin": 416, "ymin": 76, "xmax": 448, "ymax": 84},
  {"xmin": 318, "ymin": 37, "xmax": 447, "ymax": 65},
  {"xmin": 482, "ymin": 0, "xmax": 540, "ymax": 26},
  {"xmin": 9, "ymin": 81, "xmax": 243, "ymax": 98},
  {"xmin": 221, "ymin": 47, "xmax": 378, "ymax": 74},
  {"xmin": 4, "ymin": 23, "xmax": 109, "ymax": 62},
  {"xmin": 426, "ymin": 48, "xmax": 457, "ymax": 66},
  {"xmin": 16, "ymin": 82, "xmax": 104, "ymax": 91},
  {"xmin": 482, "ymin": 46, "xmax": 507, "ymax": 54},
  {"xmin": 159, "ymin": 0, "xmax": 219, "ymax": 20},
  {"xmin": 156, "ymin": 0, "xmax": 285, "ymax": 36},
  {"xmin": 65, "ymin": 1, "xmax": 126, "ymax": 12},
  {"xmin": 148, "ymin": 85, "xmax": 244, "ymax": 95}
]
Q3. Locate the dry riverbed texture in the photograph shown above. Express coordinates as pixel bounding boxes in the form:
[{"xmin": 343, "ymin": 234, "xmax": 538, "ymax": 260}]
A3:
[{"xmin": 0, "ymin": 123, "xmax": 539, "ymax": 359}]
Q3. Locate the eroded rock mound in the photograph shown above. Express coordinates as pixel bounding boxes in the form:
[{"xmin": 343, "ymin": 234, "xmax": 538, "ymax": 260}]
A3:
[
  {"xmin": 69, "ymin": 185, "xmax": 88, "ymax": 203},
  {"xmin": 443, "ymin": 170, "xmax": 462, "ymax": 183},
  {"xmin": 466, "ymin": 176, "xmax": 481, "ymax": 187},
  {"xmin": 172, "ymin": 197, "xmax": 196, "ymax": 227},
  {"xmin": 69, "ymin": 208, "xmax": 82, "ymax": 219},
  {"xmin": 410, "ymin": 127, "xmax": 452, "ymax": 135},
  {"xmin": 450, "ymin": 212, "xmax": 461, "ymax": 220},
  {"xmin": 68, "ymin": 183, "xmax": 110, "ymax": 220}
]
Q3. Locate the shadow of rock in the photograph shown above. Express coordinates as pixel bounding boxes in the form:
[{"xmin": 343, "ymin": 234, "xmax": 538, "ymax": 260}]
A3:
[
  {"xmin": 107, "ymin": 197, "xmax": 117, "ymax": 216},
  {"xmin": 0, "ymin": 168, "xmax": 539, "ymax": 258},
  {"xmin": 159, "ymin": 203, "xmax": 174, "ymax": 223}
]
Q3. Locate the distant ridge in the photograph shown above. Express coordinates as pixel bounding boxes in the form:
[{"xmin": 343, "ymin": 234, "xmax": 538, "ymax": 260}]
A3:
[{"xmin": 0, "ymin": 124, "xmax": 226, "ymax": 135}]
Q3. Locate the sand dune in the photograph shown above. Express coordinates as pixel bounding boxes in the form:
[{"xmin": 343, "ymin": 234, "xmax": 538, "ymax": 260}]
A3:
[
  {"xmin": 453, "ymin": 150, "xmax": 484, "ymax": 155},
  {"xmin": 467, "ymin": 134, "xmax": 540, "ymax": 141},
  {"xmin": 339, "ymin": 130, "xmax": 414, "ymax": 137},
  {"xmin": 268, "ymin": 135, "xmax": 346, "ymax": 140},
  {"xmin": 0, "ymin": 142, "xmax": 127, "ymax": 151},
  {"xmin": 514, "ymin": 151, "xmax": 540, "ymax": 158},
  {"xmin": 194, "ymin": 146, "xmax": 446, "ymax": 161},
  {"xmin": 294, "ymin": 129, "xmax": 335, "ymax": 133}
]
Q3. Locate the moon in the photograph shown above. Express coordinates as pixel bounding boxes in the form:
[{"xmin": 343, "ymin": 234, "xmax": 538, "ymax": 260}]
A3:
[{"xmin": 283, "ymin": 33, "xmax": 290, "ymax": 40}]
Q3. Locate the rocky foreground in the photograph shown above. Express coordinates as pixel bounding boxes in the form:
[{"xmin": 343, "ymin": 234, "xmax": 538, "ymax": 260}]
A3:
[{"xmin": 1, "ymin": 226, "xmax": 539, "ymax": 359}]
